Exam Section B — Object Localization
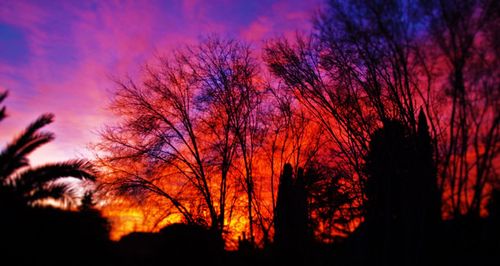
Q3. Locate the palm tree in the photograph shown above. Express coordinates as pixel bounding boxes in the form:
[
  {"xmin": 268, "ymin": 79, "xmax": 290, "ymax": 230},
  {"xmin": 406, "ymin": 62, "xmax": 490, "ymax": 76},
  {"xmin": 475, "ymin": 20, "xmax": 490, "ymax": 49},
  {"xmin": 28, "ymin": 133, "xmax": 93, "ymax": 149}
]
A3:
[{"xmin": 0, "ymin": 91, "xmax": 95, "ymax": 207}]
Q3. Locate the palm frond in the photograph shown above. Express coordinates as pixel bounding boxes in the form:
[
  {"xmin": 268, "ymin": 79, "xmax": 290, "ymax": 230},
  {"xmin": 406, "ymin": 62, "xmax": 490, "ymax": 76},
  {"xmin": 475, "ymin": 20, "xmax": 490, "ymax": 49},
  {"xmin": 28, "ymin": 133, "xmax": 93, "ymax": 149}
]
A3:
[
  {"xmin": 26, "ymin": 182, "xmax": 77, "ymax": 206},
  {"xmin": 0, "ymin": 114, "xmax": 55, "ymax": 180},
  {"xmin": 0, "ymin": 91, "xmax": 7, "ymax": 103},
  {"xmin": 0, "ymin": 106, "xmax": 6, "ymax": 122},
  {"xmin": 0, "ymin": 91, "xmax": 7, "ymax": 122},
  {"xmin": 14, "ymin": 159, "xmax": 96, "ymax": 193}
]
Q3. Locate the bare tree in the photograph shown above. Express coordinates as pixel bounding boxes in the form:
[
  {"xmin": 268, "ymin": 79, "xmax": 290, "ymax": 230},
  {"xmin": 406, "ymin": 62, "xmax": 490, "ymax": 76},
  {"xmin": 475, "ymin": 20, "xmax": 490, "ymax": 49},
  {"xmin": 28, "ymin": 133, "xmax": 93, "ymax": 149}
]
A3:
[
  {"xmin": 264, "ymin": 0, "xmax": 428, "ymax": 220},
  {"xmin": 95, "ymin": 37, "xmax": 263, "ymax": 239},
  {"xmin": 189, "ymin": 37, "xmax": 264, "ymax": 243},
  {"xmin": 264, "ymin": 0, "xmax": 499, "ymax": 222},
  {"xmin": 255, "ymin": 86, "xmax": 328, "ymax": 244},
  {"xmin": 423, "ymin": 0, "xmax": 500, "ymax": 217}
]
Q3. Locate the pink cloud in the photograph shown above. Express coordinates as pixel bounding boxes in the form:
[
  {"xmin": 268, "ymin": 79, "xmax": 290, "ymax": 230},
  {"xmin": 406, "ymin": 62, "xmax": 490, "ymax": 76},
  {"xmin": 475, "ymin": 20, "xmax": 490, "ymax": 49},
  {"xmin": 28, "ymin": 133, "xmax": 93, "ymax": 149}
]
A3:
[
  {"xmin": 0, "ymin": 0, "xmax": 321, "ymax": 166},
  {"xmin": 242, "ymin": 16, "xmax": 272, "ymax": 42},
  {"xmin": 239, "ymin": 0, "xmax": 321, "ymax": 44}
]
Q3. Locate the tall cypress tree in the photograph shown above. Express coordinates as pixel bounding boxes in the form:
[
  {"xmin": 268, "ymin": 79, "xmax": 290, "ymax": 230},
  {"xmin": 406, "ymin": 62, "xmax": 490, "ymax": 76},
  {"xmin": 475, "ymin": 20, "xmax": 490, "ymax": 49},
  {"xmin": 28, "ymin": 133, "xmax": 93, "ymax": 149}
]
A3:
[
  {"xmin": 414, "ymin": 109, "xmax": 441, "ymax": 262},
  {"xmin": 416, "ymin": 109, "xmax": 441, "ymax": 224},
  {"xmin": 274, "ymin": 163, "xmax": 294, "ymax": 249},
  {"xmin": 364, "ymin": 120, "xmax": 414, "ymax": 265},
  {"xmin": 274, "ymin": 164, "xmax": 311, "ymax": 259}
]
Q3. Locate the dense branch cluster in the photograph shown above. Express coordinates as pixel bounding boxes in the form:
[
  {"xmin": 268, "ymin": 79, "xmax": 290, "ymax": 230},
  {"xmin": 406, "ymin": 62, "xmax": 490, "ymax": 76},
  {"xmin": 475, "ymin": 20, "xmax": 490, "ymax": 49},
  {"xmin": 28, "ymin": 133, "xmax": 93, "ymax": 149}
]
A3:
[{"xmin": 95, "ymin": 0, "xmax": 499, "ymax": 248}]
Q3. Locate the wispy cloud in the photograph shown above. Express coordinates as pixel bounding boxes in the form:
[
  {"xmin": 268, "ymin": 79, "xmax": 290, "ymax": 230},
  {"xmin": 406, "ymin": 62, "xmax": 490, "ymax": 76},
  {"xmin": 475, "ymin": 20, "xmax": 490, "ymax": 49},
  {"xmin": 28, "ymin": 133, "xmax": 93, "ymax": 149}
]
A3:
[{"xmin": 0, "ymin": 0, "xmax": 321, "ymax": 165}]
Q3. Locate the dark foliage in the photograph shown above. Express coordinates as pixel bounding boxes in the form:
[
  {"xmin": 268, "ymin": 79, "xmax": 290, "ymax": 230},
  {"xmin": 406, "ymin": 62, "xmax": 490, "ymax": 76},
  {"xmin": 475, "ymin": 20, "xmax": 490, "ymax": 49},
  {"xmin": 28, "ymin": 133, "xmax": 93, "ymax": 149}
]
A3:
[
  {"xmin": 0, "ymin": 204, "xmax": 111, "ymax": 266},
  {"xmin": 353, "ymin": 117, "xmax": 441, "ymax": 265},
  {"xmin": 274, "ymin": 164, "xmax": 311, "ymax": 254},
  {"xmin": 114, "ymin": 223, "xmax": 224, "ymax": 266}
]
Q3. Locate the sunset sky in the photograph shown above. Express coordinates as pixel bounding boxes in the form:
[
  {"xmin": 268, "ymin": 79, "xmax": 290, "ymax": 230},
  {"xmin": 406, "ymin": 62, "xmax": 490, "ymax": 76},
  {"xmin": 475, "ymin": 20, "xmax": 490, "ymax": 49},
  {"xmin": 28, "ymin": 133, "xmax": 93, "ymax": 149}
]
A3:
[{"xmin": 0, "ymin": 0, "xmax": 321, "ymax": 165}]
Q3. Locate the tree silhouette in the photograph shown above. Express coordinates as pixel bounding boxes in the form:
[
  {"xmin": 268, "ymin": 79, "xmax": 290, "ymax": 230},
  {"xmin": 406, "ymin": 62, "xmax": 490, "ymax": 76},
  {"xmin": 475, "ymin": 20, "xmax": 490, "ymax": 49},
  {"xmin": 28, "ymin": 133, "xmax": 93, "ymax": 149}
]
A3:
[
  {"xmin": 414, "ymin": 109, "xmax": 441, "ymax": 260},
  {"xmin": 80, "ymin": 191, "xmax": 97, "ymax": 211},
  {"xmin": 274, "ymin": 164, "xmax": 311, "ymax": 255},
  {"xmin": 0, "ymin": 91, "xmax": 95, "ymax": 207},
  {"xmin": 274, "ymin": 163, "xmax": 294, "ymax": 249},
  {"xmin": 363, "ymin": 119, "xmax": 414, "ymax": 265},
  {"xmin": 95, "ymin": 37, "xmax": 266, "ymax": 242},
  {"xmin": 423, "ymin": 0, "xmax": 500, "ymax": 217},
  {"xmin": 264, "ymin": 0, "xmax": 499, "ymax": 224},
  {"xmin": 361, "ymin": 112, "xmax": 441, "ymax": 265},
  {"xmin": 258, "ymin": 87, "xmax": 328, "ymax": 245},
  {"xmin": 416, "ymin": 109, "xmax": 440, "ymax": 220},
  {"xmin": 0, "ymin": 92, "xmax": 108, "ymax": 266},
  {"xmin": 0, "ymin": 0, "xmax": 498, "ymax": 265}
]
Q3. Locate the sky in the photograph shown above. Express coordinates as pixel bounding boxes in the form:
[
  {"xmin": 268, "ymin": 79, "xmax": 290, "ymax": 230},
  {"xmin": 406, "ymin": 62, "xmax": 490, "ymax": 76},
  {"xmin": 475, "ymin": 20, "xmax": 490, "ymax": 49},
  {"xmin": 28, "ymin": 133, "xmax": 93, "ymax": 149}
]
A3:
[{"xmin": 0, "ymin": 0, "xmax": 322, "ymax": 165}]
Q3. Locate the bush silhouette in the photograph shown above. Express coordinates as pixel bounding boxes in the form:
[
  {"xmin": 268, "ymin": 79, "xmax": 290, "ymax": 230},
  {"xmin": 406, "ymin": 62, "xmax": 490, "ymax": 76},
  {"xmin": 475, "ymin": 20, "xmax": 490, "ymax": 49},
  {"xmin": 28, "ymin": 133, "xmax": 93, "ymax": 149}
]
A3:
[{"xmin": 116, "ymin": 223, "xmax": 224, "ymax": 266}]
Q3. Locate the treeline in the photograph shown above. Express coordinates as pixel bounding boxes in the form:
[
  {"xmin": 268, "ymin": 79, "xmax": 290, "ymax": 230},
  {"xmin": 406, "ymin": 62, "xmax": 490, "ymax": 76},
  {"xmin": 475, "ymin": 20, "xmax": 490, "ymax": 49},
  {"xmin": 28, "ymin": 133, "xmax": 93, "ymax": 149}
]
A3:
[
  {"xmin": 96, "ymin": 0, "xmax": 499, "ymax": 247},
  {"xmin": 0, "ymin": 0, "xmax": 498, "ymax": 265}
]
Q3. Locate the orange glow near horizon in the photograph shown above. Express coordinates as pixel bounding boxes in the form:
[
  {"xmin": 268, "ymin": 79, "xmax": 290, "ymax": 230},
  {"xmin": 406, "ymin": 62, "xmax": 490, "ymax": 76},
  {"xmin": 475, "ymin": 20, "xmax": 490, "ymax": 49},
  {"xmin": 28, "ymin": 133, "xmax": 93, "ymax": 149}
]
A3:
[
  {"xmin": 101, "ymin": 199, "xmax": 251, "ymax": 250},
  {"xmin": 96, "ymin": 112, "xmax": 354, "ymax": 249}
]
